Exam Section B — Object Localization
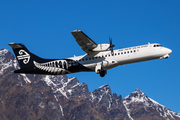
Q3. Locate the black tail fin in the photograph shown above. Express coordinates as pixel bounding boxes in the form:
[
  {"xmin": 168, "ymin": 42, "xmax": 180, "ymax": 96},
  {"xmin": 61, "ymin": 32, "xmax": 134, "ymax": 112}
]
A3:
[{"xmin": 8, "ymin": 43, "xmax": 44, "ymax": 69}]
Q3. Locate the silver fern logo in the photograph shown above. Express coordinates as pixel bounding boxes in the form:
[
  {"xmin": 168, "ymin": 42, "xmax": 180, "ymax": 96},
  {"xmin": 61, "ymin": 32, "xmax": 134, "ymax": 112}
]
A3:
[
  {"xmin": 17, "ymin": 50, "xmax": 30, "ymax": 64},
  {"xmin": 33, "ymin": 60, "xmax": 70, "ymax": 75}
]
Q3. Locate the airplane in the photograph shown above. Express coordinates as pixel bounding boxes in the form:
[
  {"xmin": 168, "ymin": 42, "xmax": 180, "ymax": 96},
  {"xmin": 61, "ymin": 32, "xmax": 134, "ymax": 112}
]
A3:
[{"xmin": 8, "ymin": 30, "xmax": 172, "ymax": 77}]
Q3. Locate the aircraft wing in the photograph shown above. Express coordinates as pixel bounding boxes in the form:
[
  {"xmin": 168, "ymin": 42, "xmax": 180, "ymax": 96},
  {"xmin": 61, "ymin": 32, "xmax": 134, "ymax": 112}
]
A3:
[{"xmin": 71, "ymin": 30, "xmax": 98, "ymax": 54}]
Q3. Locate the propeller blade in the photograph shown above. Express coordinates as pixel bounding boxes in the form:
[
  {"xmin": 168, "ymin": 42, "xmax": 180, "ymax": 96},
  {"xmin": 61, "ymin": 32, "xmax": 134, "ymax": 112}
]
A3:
[
  {"xmin": 109, "ymin": 37, "xmax": 112, "ymax": 44},
  {"xmin": 109, "ymin": 37, "xmax": 115, "ymax": 55},
  {"xmin": 111, "ymin": 48, "xmax": 114, "ymax": 55}
]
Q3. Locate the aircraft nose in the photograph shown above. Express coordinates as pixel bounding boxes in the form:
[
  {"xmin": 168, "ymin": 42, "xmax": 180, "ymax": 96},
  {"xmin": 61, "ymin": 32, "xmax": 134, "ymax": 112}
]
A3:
[{"xmin": 167, "ymin": 48, "xmax": 172, "ymax": 54}]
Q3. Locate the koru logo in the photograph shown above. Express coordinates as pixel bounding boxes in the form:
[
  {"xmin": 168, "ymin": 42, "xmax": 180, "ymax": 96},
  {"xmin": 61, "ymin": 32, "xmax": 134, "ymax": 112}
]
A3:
[{"xmin": 17, "ymin": 50, "xmax": 30, "ymax": 64}]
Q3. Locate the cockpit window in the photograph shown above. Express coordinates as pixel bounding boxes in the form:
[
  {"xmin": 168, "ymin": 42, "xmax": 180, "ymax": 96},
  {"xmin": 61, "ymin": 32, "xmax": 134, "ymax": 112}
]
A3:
[{"xmin": 153, "ymin": 44, "xmax": 163, "ymax": 47}]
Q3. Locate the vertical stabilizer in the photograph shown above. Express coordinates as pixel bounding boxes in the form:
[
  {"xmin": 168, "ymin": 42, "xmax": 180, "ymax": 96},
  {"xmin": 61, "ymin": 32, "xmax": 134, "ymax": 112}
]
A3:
[{"xmin": 8, "ymin": 43, "xmax": 44, "ymax": 69}]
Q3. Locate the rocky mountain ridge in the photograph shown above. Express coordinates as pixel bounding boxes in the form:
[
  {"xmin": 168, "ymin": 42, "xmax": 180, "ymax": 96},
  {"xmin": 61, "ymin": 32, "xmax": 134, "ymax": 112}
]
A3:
[
  {"xmin": 0, "ymin": 48, "xmax": 179, "ymax": 120},
  {"xmin": 123, "ymin": 89, "xmax": 180, "ymax": 120}
]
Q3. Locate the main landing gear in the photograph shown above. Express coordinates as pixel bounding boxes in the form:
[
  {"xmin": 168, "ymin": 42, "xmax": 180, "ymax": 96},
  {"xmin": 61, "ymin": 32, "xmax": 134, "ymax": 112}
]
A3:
[
  {"xmin": 95, "ymin": 64, "xmax": 107, "ymax": 77},
  {"xmin": 99, "ymin": 70, "xmax": 107, "ymax": 77}
]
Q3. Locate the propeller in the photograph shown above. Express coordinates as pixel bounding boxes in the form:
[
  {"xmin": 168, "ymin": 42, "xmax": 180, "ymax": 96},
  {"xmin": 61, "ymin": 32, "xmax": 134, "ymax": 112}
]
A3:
[{"xmin": 109, "ymin": 37, "xmax": 115, "ymax": 55}]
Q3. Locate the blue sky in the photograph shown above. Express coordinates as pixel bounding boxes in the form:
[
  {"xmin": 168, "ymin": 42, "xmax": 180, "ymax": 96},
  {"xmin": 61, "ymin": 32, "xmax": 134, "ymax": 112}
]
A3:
[{"xmin": 0, "ymin": 1, "xmax": 180, "ymax": 112}]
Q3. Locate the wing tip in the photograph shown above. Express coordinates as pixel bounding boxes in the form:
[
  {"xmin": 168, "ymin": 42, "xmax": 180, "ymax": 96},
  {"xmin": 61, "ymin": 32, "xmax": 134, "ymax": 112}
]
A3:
[{"xmin": 71, "ymin": 30, "xmax": 82, "ymax": 33}]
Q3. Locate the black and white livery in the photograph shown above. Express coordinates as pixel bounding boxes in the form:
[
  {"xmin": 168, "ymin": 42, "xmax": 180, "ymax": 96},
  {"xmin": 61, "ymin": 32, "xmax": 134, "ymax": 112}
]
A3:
[{"xmin": 9, "ymin": 30, "xmax": 172, "ymax": 77}]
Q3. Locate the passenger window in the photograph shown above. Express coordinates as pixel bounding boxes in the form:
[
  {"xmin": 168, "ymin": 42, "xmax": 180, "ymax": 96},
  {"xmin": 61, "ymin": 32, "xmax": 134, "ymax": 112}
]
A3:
[
  {"xmin": 59, "ymin": 61, "xmax": 62, "ymax": 68},
  {"xmin": 124, "ymin": 52, "xmax": 126, "ymax": 54},
  {"xmin": 118, "ymin": 53, "xmax": 120, "ymax": 55},
  {"xmin": 55, "ymin": 61, "xmax": 58, "ymax": 67},
  {"xmin": 89, "ymin": 58, "xmax": 91, "ymax": 60},
  {"xmin": 134, "ymin": 50, "xmax": 136, "ymax": 52},
  {"xmin": 63, "ymin": 62, "xmax": 67, "ymax": 69},
  {"xmin": 121, "ymin": 52, "xmax": 123, "ymax": 55},
  {"xmin": 131, "ymin": 51, "xmax": 132, "ymax": 53},
  {"xmin": 127, "ymin": 51, "xmax": 129, "ymax": 53}
]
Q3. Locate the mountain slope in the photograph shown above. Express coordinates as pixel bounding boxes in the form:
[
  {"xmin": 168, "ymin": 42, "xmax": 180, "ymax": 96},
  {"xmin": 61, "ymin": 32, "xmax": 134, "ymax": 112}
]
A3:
[
  {"xmin": 0, "ymin": 48, "xmax": 65, "ymax": 120},
  {"xmin": 123, "ymin": 89, "xmax": 180, "ymax": 120}
]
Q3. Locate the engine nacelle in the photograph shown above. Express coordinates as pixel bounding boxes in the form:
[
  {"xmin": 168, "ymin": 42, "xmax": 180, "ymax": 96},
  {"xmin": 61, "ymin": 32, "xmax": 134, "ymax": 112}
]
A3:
[{"xmin": 92, "ymin": 44, "xmax": 110, "ymax": 52}]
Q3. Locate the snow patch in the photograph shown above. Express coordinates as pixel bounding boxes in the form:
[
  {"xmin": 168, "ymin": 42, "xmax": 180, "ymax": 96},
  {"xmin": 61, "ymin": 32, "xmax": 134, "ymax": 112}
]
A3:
[
  {"xmin": 20, "ymin": 74, "xmax": 31, "ymax": 83},
  {"xmin": 0, "ymin": 49, "xmax": 9, "ymax": 56},
  {"xmin": 71, "ymin": 82, "xmax": 81, "ymax": 88},
  {"xmin": 98, "ymin": 84, "xmax": 109, "ymax": 89},
  {"xmin": 42, "ymin": 76, "xmax": 57, "ymax": 87},
  {"xmin": 0, "ymin": 60, "xmax": 13, "ymax": 75},
  {"xmin": 13, "ymin": 59, "xmax": 20, "ymax": 69},
  {"xmin": 149, "ymin": 97, "xmax": 162, "ymax": 106},
  {"xmin": 97, "ymin": 92, "xmax": 105, "ymax": 104},
  {"xmin": 123, "ymin": 100, "xmax": 134, "ymax": 120},
  {"xmin": 55, "ymin": 87, "xmax": 69, "ymax": 99},
  {"xmin": 59, "ymin": 104, "xmax": 64, "ymax": 116},
  {"xmin": 42, "ymin": 76, "xmax": 81, "ymax": 99},
  {"xmin": 178, "ymin": 112, "xmax": 180, "ymax": 115},
  {"xmin": 68, "ymin": 89, "xmax": 72, "ymax": 95},
  {"xmin": 54, "ymin": 95, "xmax": 58, "ymax": 101}
]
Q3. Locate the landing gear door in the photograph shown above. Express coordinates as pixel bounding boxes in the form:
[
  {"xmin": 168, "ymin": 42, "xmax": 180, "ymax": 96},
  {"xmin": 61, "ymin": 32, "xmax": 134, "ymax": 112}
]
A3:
[{"xmin": 95, "ymin": 63, "xmax": 102, "ymax": 74}]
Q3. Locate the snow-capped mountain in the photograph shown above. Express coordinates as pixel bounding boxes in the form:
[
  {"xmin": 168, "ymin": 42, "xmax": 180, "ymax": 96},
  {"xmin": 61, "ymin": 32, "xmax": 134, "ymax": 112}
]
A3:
[
  {"xmin": 0, "ymin": 48, "xmax": 179, "ymax": 120},
  {"xmin": 90, "ymin": 84, "xmax": 124, "ymax": 109},
  {"xmin": 42, "ymin": 75, "xmax": 90, "ymax": 99},
  {"xmin": 178, "ymin": 112, "xmax": 180, "ymax": 116},
  {"xmin": 123, "ymin": 89, "xmax": 180, "ymax": 120},
  {"xmin": 0, "ymin": 48, "xmax": 18, "ymax": 75}
]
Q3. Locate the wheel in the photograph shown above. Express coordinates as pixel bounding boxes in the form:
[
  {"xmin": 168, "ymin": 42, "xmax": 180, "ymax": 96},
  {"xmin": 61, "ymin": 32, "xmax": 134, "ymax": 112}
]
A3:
[{"xmin": 100, "ymin": 70, "xmax": 106, "ymax": 77}]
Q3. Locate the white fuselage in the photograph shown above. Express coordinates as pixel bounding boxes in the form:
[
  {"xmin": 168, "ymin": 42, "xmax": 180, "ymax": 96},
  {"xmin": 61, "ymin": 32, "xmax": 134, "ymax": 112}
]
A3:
[
  {"xmin": 69, "ymin": 43, "xmax": 172, "ymax": 72},
  {"xmin": 9, "ymin": 42, "xmax": 172, "ymax": 77}
]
